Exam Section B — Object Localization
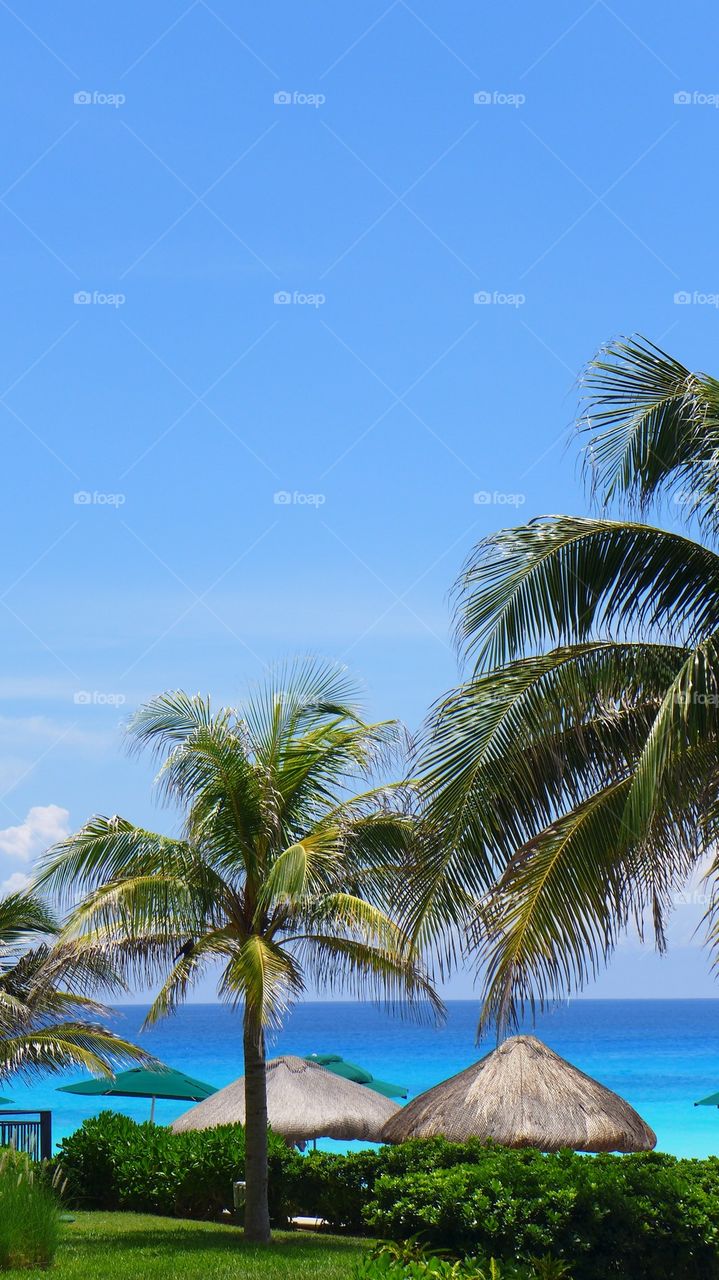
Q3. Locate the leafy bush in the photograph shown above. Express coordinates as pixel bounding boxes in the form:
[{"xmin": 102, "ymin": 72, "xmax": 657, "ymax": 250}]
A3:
[
  {"xmin": 358, "ymin": 1252, "xmax": 519, "ymax": 1280},
  {"xmin": 0, "ymin": 1148, "xmax": 61, "ymax": 1270},
  {"xmin": 58, "ymin": 1122, "xmax": 483, "ymax": 1229},
  {"xmin": 57, "ymin": 1110, "xmax": 299, "ymax": 1222},
  {"xmin": 357, "ymin": 1240, "xmax": 571, "ymax": 1280},
  {"xmin": 54, "ymin": 1110, "xmax": 135, "ymax": 1211},
  {"xmin": 285, "ymin": 1139, "xmax": 504, "ymax": 1232},
  {"xmin": 365, "ymin": 1149, "xmax": 719, "ymax": 1279}
]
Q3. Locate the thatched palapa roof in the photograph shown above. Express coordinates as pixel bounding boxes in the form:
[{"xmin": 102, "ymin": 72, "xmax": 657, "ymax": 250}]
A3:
[
  {"xmin": 171, "ymin": 1054, "xmax": 400, "ymax": 1143},
  {"xmin": 381, "ymin": 1035, "xmax": 656, "ymax": 1153}
]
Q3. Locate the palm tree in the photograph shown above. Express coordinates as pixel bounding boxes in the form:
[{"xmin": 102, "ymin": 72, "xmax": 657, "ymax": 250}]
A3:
[
  {"xmin": 416, "ymin": 336, "xmax": 719, "ymax": 1032},
  {"xmin": 35, "ymin": 660, "xmax": 440, "ymax": 1242},
  {"xmin": 0, "ymin": 890, "xmax": 152, "ymax": 1080}
]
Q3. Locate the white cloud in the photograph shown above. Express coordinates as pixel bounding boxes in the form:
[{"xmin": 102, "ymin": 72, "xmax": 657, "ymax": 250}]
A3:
[
  {"xmin": 0, "ymin": 871, "xmax": 31, "ymax": 896},
  {"xmin": 0, "ymin": 805, "xmax": 70, "ymax": 862}
]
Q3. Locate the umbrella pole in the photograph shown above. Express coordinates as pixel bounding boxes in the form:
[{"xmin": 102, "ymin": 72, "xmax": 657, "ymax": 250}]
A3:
[{"xmin": 150, "ymin": 1096, "xmax": 156, "ymax": 1124}]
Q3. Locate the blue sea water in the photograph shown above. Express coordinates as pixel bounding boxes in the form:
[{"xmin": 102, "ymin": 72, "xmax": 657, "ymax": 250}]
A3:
[{"xmin": 6, "ymin": 1000, "xmax": 719, "ymax": 1157}]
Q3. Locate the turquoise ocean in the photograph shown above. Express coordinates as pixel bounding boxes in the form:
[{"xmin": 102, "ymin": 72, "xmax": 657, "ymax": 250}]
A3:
[{"xmin": 7, "ymin": 1000, "xmax": 719, "ymax": 1157}]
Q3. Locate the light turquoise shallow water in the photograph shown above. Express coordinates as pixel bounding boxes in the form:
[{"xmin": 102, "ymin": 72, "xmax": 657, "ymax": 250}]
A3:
[{"xmin": 6, "ymin": 1000, "xmax": 719, "ymax": 1156}]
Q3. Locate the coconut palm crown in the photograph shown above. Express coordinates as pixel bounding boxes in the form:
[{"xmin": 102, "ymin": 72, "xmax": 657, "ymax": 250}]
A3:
[
  {"xmin": 35, "ymin": 659, "xmax": 440, "ymax": 1242},
  {"xmin": 416, "ymin": 336, "xmax": 719, "ymax": 1032},
  {"xmin": 0, "ymin": 890, "xmax": 152, "ymax": 1080}
]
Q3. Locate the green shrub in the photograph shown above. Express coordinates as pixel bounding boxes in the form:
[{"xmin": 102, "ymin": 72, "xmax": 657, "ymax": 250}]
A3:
[
  {"xmin": 285, "ymin": 1139, "xmax": 504, "ymax": 1232},
  {"xmin": 356, "ymin": 1240, "xmax": 569, "ymax": 1280},
  {"xmin": 57, "ymin": 1110, "xmax": 300, "ymax": 1222},
  {"xmin": 57, "ymin": 1121, "xmax": 483, "ymax": 1229},
  {"xmin": 364, "ymin": 1149, "xmax": 719, "ymax": 1279},
  {"xmin": 0, "ymin": 1148, "xmax": 61, "ymax": 1270},
  {"xmin": 54, "ymin": 1109, "xmax": 136, "ymax": 1210}
]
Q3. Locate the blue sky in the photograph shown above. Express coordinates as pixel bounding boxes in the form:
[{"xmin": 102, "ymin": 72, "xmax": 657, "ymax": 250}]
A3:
[{"xmin": 1, "ymin": 0, "xmax": 719, "ymax": 997}]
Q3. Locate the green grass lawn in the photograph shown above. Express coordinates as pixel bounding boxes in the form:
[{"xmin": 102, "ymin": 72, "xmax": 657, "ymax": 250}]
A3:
[{"xmin": 4, "ymin": 1212, "xmax": 367, "ymax": 1280}]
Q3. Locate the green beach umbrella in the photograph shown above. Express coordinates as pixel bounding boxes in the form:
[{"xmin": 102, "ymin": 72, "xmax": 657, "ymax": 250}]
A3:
[
  {"xmin": 58, "ymin": 1066, "xmax": 217, "ymax": 1123},
  {"xmin": 304, "ymin": 1053, "xmax": 408, "ymax": 1099},
  {"xmin": 695, "ymin": 1091, "xmax": 719, "ymax": 1107},
  {"xmin": 0, "ymin": 1097, "xmax": 14, "ymax": 1106}
]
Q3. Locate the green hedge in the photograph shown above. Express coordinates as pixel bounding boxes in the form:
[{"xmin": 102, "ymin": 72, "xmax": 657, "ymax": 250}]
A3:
[
  {"xmin": 285, "ymin": 1139, "xmax": 493, "ymax": 1231},
  {"xmin": 57, "ymin": 1122, "xmax": 485, "ymax": 1228},
  {"xmin": 364, "ymin": 1148, "xmax": 719, "ymax": 1279},
  {"xmin": 56, "ymin": 1110, "xmax": 297, "ymax": 1221},
  {"xmin": 57, "ymin": 1115, "xmax": 719, "ymax": 1278}
]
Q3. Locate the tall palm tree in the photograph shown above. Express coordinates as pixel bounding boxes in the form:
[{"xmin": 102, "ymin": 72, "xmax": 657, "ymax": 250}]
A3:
[
  {"xmin": 0, "ymin": 890, "xmax": 152, "ymax": 1080},
  {"xmin": 416, "ymin": 336, "xmax": 719, "ymax": 1032},
  {"xmin": 35, "ymin": 660, "xmax": 440, "ymax": 1242}
]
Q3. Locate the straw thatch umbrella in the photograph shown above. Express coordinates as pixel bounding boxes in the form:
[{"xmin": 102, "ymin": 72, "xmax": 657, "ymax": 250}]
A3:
[
  {"xmin": 171, "ymin": 1054, "xmax": 400, "ymax": 1144},
  {"xmin": 381, "ymin": 1035, "xmax": 656, "ymax": 1153}
]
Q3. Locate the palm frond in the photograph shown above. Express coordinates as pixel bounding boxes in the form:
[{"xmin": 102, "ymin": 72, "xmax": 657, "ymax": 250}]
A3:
[
  {"xmin": 63, "ymin": 873, "xmax": 213, "ymax": 944},
  {"xmin": 142, "ymin": 930, "xmax": 234, "ymax": 1026},
  {"xmin": 455, "ymin": 517, "xmax": 719, "ymax": 669},
  {"xmin": 276, "ymin": 718, "xmax": 405, "ymax": 823},
  {"xmin": 306, "ymin": 891, "xmax": 412, "ymax": 950},
  {"xmin": 2, "ymin": 943, "xmax": 125, "ymax": 1020},
  {"xmin": 421, "ymin": 641, "xmax": 686, "ymax": 838},
  {"xmin": 220, "ymin": 934, "xmax": 304, "ymax": 1029},
  {"xmin": 259, "ymin": 839, "xmax": 336, "ymax": 913},
  {"xmin": 127, "ymin": 690, "xmax": 219, "ymax": 756},
  {"xmin": 581, "ymin": 335, "xmax": 719, "ymax": 528},
  {"xmin": 409, "ymin": 641, "xmax": 687, "ymax": 965},
  {"xmin": 0, "ymin": 990, "xmax": 31, "ymax": 1035},
  {"xmin": 242, "ymin": 657, "xmax": 364, "ymax": 765},
  {"xmin": 0, "ymin": 892, "xmax": 57, "ymax": 943},
  {"xmin": 0, "ymin": 1023, "xmax": 155, "ymax": 1083},
  {"xmin": 623, "ymin": 635, "xmax": 719, "ymax": 841},
  {"xmin": 34, "ymin": 817, "xmax": 195, "ymax": 903},
  {"xmin": 292, "ymin": 933, "xmax": 444, "ymax": 1023},
  {"xmin": 475, "ymin": 780, "xmax": 635, "ymax": 1031}
]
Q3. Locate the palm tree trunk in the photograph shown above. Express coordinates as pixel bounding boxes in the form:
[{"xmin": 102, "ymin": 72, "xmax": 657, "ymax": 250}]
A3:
[{"xmin": 243, "ymin": 1008, "xmax": 271, "ymax": 1243}]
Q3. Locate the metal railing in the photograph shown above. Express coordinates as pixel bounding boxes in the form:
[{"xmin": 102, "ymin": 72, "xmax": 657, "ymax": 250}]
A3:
[{"xmin": 0, "ymin": 1111, "xmax": 52, "ymax": 1161}]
